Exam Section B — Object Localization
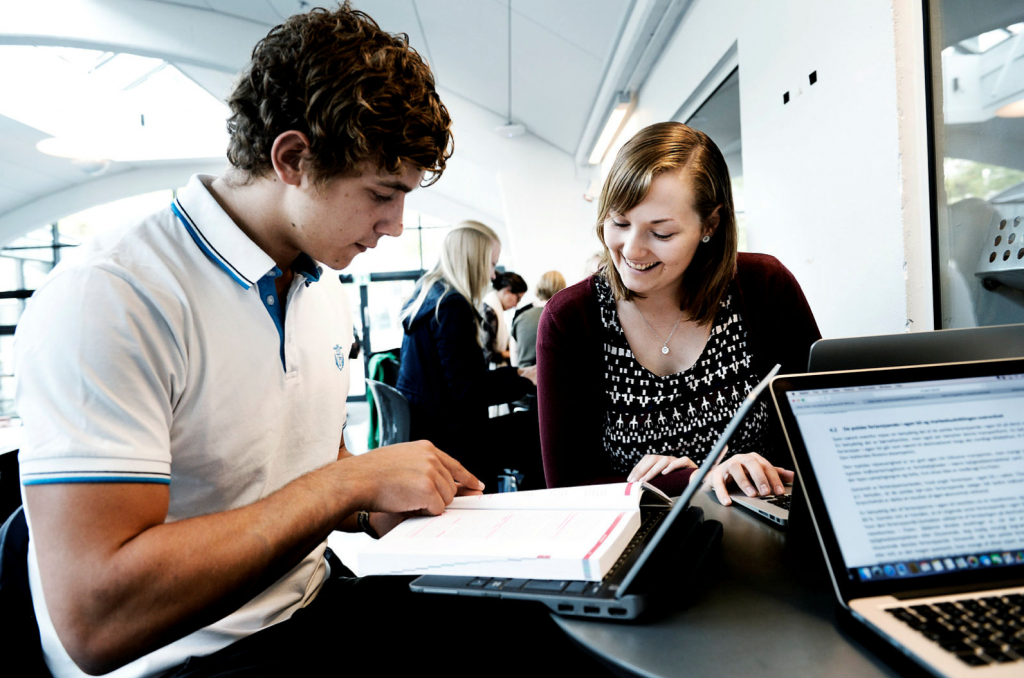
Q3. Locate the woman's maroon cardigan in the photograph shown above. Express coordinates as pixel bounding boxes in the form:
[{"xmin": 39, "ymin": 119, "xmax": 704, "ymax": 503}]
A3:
[{"xmin": 536, "ymin": 253, "xmax": 821, "ymax": 494}]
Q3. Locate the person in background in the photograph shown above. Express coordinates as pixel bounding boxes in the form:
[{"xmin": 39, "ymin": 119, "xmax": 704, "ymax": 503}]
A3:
[
  {"xmin": 397, "ymin": 222, "xmax": 543, "ymax": 488},
  {"xmin": 537, "ymin": 122, "xmax": 820, "ymax": 499},
  {"xmin": 511, "ymin": 270, "xmax": 567, "ymax": 368},
  {"xmin": 482, "ymin": 271, "xmax": 527, "ymax": 366}
]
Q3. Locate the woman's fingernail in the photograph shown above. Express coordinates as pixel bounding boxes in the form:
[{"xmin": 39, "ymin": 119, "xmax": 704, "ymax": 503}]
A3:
[
  {"xmin": 745, "ymin": 486, "xmax": 757, "ymax": 497},
  {"xmin": 775, "ymin": 485, "xmax": 784, "ymax": 495},
  {"xmin": 760, "ymin": 484, "xmax": 770, "ymax": 495}
]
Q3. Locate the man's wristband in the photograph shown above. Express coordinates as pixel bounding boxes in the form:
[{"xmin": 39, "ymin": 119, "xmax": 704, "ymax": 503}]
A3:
[{"xmin": 357, "ymin": 510, "xmax": 380, "ymax": 539}]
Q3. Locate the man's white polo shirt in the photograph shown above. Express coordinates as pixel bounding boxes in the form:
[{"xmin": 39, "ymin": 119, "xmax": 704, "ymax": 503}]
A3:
[{"xmin": 16, "ymin": 175, "xmax": 352, "ymax": 678}]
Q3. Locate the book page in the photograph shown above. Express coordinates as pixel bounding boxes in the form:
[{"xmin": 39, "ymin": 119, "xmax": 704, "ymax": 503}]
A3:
[
  {"xmin": 447, "ymin": 481, "xmax": 671, "ymax": 511},
  {"xmin": 354, "ymin": 508, "xmax": 641, "ymax": 580}
]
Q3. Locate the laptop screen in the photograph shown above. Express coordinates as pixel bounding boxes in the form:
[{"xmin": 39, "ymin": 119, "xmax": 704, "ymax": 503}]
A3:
[{"xmin": 785, "ymin": 371, "xmax": 1024, "ymax": 586}]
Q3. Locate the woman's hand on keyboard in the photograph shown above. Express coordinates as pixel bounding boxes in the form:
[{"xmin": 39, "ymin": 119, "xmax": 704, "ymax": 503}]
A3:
[
  {"xmin": 627, "ymin": 454, "xmax": 697, "ymax": 484},
  {"xmin": 706, "ymin": 452, "xmax": 793, "ymax": 506}
]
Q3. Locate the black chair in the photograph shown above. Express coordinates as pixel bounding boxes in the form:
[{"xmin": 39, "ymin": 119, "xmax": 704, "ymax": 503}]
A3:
[
  {"xmin": 365, "ymin": 379, "xmax": 411, "ymax": 447},
  {"xmin": 0, "ymin": 506, "xmax": 51, "ymax": 676}
]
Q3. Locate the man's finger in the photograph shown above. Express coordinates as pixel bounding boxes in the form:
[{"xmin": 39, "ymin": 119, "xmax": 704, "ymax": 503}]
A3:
[
  {"xmin": 436, "ymin": 450, "xmax": 484, "ymax": 490},
  {"xmin": 775, "ymin": 468, "xmax": 796, "ymax": 483}
]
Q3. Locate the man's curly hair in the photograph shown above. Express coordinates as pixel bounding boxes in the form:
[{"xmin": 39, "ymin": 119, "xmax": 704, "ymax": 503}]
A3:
[{"xmin": 226, "ymin": 3, "xmax": 452, "ymax": 186}]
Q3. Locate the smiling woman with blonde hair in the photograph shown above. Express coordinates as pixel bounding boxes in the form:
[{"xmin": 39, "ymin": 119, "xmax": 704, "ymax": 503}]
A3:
[{"xmin": 536, "ymin": 122, "xmax": 820, "ymax": 499}]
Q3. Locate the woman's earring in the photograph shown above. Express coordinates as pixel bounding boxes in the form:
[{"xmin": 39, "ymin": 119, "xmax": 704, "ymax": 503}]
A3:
[{"xmin": 701, "ymin": 235, "xmax": 710, "ymax": 243}]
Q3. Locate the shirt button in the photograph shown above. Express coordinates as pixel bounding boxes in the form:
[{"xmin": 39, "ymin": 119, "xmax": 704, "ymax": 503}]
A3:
[{"xmin": 266, "ymin": 295, "xmax": 275, "ymax": 305}]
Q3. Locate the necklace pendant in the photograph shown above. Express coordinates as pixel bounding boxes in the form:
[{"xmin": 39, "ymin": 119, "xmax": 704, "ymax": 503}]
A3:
[{"xmin": 661, "ymin": 346, "xmax": 670, "ymax": 355}]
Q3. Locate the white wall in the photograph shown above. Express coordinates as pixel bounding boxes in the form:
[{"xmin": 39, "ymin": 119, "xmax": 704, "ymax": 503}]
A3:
[
  {"xmin": 598, "ymin": 0, "xmax": 931, "ymax": 339},
  {"xmin": 422, "ymin": 89, "xmax": 598, "ymax": 298}
]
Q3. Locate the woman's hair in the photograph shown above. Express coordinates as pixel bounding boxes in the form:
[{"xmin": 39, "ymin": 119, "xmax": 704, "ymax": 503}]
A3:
[
  {"xmin": 225, "ymin": 2, "xmax": 453, "ymax": 187},
  {"xmin": 492, "ymin": 272, "xmax": 527, "ymax": 295},
  {"xmin": 596, "ymin": 121, "xmax": 738, "ymax": 327},
  {"xmin": 400, "ymin": 220, "xmax": 499, "ymax": 343},
  {"xmin": 534, "ymin": 270, "xmax": 567, "ymax": 301}
]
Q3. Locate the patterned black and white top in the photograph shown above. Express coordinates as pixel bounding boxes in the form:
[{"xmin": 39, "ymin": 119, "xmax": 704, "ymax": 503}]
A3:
[{"xmin": 596, "ymin": 275, "xmax": 770, "ymax": 474}]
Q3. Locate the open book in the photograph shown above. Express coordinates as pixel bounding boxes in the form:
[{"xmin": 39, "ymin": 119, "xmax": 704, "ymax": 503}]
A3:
[{"xmin": 350, "ymin": 482, "xmax": 672, "ymax": 582}]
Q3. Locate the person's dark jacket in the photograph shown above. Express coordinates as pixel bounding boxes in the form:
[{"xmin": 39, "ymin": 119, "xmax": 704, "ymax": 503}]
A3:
[
  {"xmin": 397, "ymin": 281, "xmax": 532, "ymax": 469},
  {"xmin": 536, "ymin": 253, "xmax": 821, "ymax": 494}
]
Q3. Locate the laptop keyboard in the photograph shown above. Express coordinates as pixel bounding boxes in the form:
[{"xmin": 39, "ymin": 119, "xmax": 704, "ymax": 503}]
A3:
[
  {"xmin": 887, "ymin": 593, "xmax": 1024, "ymax": 666},
  {"xmin": 766, "ymin": 494, "xmax": 791, "ymax": 511}
]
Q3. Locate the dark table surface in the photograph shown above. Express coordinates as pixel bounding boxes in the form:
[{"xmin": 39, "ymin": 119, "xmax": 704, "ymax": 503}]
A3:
[{"xmin": 554, "ymin": 491, "xmax": 911, "ymax": 678}]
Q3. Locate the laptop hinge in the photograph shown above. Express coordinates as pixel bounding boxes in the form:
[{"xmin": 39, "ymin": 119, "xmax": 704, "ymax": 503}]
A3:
[{"xmin": 891, "ymin": 578, "xmax": 1024, "ymax": 600}]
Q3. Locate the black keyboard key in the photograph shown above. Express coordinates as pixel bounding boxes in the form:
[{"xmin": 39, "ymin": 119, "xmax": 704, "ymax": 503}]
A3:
[
  {"xmin": 485, "ymin": 579, "xmax": 507, "ymax": 590},
  {"xmin": 939, "ymin": 640, "xmax": 974, "ymax": 654},
  {"xmin": 502, "ymin": 579, "xmax": 528, "ymax": 591},
  {"xmin": 961, "ymin": 600, "xmax": 986, "ymax": 614},
  {"xmin": 912, "ymin": 605, "xmax": 941, "ymax": 620},
  {"xmin": 467, "ymin": 578, "xmax": 489, "ymax": 588},
  {"xmin": 522, "ymin": 580, "xmax": 568, "ymax": 593},
  {"xmin": 887, "ymin": 608, "xmax": 919, "ymax": 623},
  {"xmin": 985, "ymin": 651, "xmax": 1018, "ymax": 664},
  {"xmin": 955, "ymin": 652, "xmax": 991, "ymax": 666},
  {"xmin": 583, "ymin": 582, "xmax": 604, "ymax": 597},
  {"xmin": 936, "ymin": 602, "xmax": 960, "ymax": 616}
]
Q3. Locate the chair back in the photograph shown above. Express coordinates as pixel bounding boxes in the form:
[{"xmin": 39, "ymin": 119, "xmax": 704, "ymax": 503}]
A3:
[
  {"xmin": 365, "ymin": 379, "xmax": 411, "ymax": 447},
  {"xmin": 0, "ymin": 507, "xmax": 51, "ymax": 676}
]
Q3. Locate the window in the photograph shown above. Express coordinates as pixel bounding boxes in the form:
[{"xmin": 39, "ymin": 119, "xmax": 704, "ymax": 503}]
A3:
[
  {"xmin": 683, "ymin": 69, "xmax": 746, "ymax": 251},
  {"xmin": 927, "ymin": 3, "xmax": 1024, "ymax": 328}
]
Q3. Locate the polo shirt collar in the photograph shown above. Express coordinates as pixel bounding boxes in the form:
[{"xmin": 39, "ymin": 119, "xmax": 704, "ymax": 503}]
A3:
[{"xmin": 172, "ymin": 174, "xmax": 306, "ymax": 291}]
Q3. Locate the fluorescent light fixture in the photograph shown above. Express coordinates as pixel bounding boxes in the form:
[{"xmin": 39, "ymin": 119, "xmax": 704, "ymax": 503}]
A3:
[
  {"xmin": 995, "ymin": 98, "xmax": 1024, "ymax": 118},
  {"xmin": 588, "ymin": 92, "xmax": 634, "ymax": 165}
]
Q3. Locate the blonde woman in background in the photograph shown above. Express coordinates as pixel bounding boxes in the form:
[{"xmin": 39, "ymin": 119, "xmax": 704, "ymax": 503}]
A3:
[
  {"xmin": 397, "ymin": 221, "xmax": 543, "ymax": 489},
  {"xmin": 511, "ymin": 270, "xmax": 567, "ymax": 368}
]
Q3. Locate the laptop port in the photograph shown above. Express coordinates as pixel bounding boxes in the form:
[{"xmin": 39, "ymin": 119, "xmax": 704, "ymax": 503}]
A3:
[
  {"xmin": 584, "ymin": 606, "xmax": 600, "ymax": 614},
  {"xmin": 558, "ymin": 604, "xmax": 574, "ymax": 612},
  {"xmin": 609, "ymin": 608, "xmax": 627, "ymax": 616}
]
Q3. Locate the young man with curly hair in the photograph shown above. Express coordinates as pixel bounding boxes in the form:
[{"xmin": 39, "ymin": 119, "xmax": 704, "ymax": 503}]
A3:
[{"xmin": 14, "ymin": 6, "xmax": 581, "ymax": 678}]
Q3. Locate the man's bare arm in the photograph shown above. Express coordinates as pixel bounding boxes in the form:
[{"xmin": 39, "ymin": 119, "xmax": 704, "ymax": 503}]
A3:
[{"xmin": 27, "ymin": 441, "xmax": 481, "ymax": 675}]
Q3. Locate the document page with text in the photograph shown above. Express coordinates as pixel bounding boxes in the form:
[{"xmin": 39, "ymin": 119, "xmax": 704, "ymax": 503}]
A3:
[{"xmin": 789, "ymin": 376, "xmax": 1024, "ymax": 570}]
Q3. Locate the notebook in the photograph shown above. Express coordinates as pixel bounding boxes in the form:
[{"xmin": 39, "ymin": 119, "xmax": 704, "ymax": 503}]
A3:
[
  {"xmin": 771, "ymin": 358, "xmax": 1024, "ymax": 676},
  {"xmin": 409, "ymin": 364, "xmax": 782, "ymax": 620}
]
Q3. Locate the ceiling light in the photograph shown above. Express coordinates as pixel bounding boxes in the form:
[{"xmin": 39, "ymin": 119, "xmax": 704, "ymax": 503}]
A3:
[
  {"xmin": 588, "ymin": 93, "xmax": 634, "ymax": 165},
  {"xmin": 995, "ymin": 98, "xmax": 1024, "ymax": 117},
  {"xmin": 494, "ymin": 123, "xmax": 526, "ymax": 138}
]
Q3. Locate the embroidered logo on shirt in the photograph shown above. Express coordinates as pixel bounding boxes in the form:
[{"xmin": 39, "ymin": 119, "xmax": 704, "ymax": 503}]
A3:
[{"xmin": 333, "ymin": 345, "xmax": 346, "ymax": 371}]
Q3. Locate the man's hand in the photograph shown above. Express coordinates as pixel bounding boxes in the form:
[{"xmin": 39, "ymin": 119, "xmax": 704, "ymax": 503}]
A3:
[{"xmin": 338, "ymin": 440, "xmax": 484, "ymax": 517}]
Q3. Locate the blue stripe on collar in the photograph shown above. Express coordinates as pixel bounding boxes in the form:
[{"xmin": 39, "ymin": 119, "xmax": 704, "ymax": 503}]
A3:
[
  {"xmin": 292, "ymin": 253, "xmax": 322, "ymax": 284},
  {"xmin": 171, "ymin": 199, "xmax": 253, "ymax": 290}
]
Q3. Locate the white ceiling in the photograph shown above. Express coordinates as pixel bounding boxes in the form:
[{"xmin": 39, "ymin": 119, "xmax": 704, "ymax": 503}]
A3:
[
  {"xmin": 0, "ymin": 0, "xmax": 635, "ymax": 239},
  {"xmin": 161, "ymin": 0, "xmax": 634, "ymax": 153}
]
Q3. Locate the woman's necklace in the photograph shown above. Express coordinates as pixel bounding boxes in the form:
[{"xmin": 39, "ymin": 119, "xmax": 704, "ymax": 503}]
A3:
[{"xmin": 631, "ymin": 301, "xmax": 685, "ymax": 355}]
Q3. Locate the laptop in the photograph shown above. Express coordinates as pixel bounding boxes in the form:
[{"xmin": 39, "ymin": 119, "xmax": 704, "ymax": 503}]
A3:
[
  {"xmin": 771, "ymin": 358, "xmax": 1024, "ymax": 676},
  {"xmin": 807, "ymin": 323, "xmax": 1024, "ymax": 373},
  {"xmin": 736, "ymin": 325, "xmax": 1024, "ymax": 531},
  {"xmin": 410, "ymin": 364, "xmax": 783, "ymax": 620}
]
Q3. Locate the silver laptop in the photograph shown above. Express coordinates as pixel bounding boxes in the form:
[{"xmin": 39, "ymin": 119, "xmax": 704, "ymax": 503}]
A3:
[
  {"xmin": 410, "ymin": 364, "xmax": 782, "ymax": 620},
  {"xmin": 772, "ymin": 359, "xmax": 1024, "ymax": 676},
  {"xmin": 728, "ymin": 485, "xmax": 792, "ymax": 527}
]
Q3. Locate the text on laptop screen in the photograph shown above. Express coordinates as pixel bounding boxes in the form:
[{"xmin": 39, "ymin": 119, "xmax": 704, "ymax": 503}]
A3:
[{"xmin": 787, "ymin": 373, "xmax": 1024, "ymax": 583}]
